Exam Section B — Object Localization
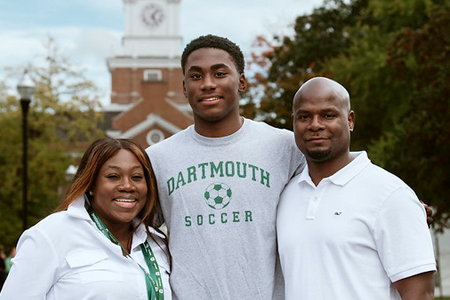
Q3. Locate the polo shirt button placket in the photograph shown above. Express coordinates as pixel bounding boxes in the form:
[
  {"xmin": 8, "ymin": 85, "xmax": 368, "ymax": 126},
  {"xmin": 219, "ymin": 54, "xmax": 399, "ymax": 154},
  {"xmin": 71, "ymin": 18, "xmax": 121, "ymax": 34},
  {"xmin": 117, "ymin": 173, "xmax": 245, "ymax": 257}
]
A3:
[{"xmin": 306, "ymin": 194, "xmax": 320, "ymax": 220}]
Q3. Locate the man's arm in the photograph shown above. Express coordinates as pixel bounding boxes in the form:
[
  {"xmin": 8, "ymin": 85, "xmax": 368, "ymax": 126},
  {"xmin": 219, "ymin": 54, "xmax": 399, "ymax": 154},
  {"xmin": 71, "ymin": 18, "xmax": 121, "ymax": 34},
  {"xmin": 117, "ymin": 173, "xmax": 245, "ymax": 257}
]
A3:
[
  {"xmin": 421, "ymin": 202, "xmax": 433, "ymax": 227},
  {"xmin": 393, "ymin": 271, "xmax": 434, "ymax": 300}
]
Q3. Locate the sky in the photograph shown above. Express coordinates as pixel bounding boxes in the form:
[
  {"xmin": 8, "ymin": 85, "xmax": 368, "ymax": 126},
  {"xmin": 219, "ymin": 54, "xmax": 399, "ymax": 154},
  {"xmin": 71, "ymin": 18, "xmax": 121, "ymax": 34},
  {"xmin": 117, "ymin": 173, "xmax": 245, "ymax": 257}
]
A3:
[{"xmin": 0, "ymin": 0, "xmax": 325, "ymax": 105}]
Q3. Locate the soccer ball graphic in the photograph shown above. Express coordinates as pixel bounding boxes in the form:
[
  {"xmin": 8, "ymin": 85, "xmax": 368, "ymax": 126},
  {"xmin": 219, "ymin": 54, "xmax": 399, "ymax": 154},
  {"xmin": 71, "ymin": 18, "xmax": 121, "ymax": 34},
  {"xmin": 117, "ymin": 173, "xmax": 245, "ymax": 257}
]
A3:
[{"xmin": 204, "ymin": 183, "xmax": 232, "ymax": 210}]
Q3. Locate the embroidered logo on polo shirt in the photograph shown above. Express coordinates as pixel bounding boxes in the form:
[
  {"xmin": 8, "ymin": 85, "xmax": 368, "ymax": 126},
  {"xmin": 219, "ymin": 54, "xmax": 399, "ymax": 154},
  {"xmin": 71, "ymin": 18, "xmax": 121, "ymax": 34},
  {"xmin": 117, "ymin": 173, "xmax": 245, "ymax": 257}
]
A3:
[{"xmin": 334, "ymin": 212, "xmax": 342, "ymax": 215}]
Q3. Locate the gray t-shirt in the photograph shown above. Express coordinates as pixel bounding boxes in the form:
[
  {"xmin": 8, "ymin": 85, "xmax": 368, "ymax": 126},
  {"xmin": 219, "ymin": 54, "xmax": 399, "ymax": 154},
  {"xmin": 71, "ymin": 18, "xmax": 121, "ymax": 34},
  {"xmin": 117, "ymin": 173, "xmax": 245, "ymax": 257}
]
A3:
[{"xmin": 147, "ymin": 118, "xmax": 305, "ymax": 300}]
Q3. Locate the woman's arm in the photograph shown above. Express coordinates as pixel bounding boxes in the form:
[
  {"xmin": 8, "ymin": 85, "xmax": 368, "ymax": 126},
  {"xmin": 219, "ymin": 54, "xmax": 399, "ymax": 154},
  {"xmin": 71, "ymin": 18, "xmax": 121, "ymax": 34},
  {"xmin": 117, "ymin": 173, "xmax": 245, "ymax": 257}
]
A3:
[{"xmin": 0, "ymin": 228, "xmax": 58, "ymax": 299}]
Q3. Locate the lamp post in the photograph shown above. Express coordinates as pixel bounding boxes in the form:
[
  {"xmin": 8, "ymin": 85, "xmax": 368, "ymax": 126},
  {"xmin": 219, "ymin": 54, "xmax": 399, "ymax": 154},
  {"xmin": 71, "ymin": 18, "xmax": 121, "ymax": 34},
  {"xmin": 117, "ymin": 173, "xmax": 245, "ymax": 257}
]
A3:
[{"xmin": 17, "ymin": 70, "xmax": 35, "ymax": 232}]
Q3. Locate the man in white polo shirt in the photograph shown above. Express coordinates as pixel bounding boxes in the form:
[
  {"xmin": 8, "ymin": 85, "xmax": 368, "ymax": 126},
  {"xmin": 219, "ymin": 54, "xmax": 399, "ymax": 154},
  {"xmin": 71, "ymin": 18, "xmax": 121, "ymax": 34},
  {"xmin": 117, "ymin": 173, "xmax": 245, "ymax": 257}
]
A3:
[{"xmin": 277, "ymin": 77, "xmax": 436, "ymax": 300}]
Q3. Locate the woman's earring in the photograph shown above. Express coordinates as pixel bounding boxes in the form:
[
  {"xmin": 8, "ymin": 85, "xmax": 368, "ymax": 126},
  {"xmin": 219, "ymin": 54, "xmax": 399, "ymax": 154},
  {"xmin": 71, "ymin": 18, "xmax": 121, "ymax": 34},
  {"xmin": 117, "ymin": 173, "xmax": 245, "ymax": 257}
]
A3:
[{"xmin": 89, "ymin": 191, "xmax": 93, "ymax": 196}]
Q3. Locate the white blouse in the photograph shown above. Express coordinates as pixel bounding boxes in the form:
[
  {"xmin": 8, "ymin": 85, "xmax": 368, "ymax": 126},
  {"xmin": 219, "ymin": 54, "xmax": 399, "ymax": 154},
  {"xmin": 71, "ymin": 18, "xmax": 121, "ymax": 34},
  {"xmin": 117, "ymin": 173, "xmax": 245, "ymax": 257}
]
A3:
[{"xmin": 0, "ymin": 197, "xmax": 171, "ymax": 300}]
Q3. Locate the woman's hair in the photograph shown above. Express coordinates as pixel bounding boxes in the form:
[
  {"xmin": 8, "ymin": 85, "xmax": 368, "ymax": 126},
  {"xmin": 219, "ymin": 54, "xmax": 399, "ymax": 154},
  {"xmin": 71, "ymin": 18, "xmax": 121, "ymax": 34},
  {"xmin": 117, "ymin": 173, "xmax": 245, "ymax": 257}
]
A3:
[{"xmin": 56, "ymin": 138, "xmax": 164, "ymax": 239}]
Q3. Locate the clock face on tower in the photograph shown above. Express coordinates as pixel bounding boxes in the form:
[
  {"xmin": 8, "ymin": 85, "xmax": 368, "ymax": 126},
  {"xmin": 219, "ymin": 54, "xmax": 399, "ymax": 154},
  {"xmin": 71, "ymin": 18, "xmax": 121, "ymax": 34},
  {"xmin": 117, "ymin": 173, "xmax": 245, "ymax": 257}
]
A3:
[{"xmin": 141, "ymin": 3, "xmax": 165, "ymax": 28}]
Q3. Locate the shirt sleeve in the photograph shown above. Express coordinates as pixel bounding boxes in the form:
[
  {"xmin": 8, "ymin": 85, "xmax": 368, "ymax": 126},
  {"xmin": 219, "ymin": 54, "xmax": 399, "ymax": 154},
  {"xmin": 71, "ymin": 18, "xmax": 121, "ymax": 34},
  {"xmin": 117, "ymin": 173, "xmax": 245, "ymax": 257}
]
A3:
[
  {"xmin": 285, "ymin": 130, "xmax": 306, "ymax": 178},
  {"xmin": 0, "ymin": 228, "xmax": 59, "ymax": 299},
  {"xmin": 374, "ymin": 186, "xmax": 436, "ymax": 282}
]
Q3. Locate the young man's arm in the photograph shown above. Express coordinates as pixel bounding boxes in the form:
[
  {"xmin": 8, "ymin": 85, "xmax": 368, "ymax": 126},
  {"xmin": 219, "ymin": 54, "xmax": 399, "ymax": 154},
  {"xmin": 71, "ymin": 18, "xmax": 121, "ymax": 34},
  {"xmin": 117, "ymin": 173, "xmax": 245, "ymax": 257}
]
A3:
[{"xmin": 393, "ymin": 271, "xmax": 435, "ymax": 300}]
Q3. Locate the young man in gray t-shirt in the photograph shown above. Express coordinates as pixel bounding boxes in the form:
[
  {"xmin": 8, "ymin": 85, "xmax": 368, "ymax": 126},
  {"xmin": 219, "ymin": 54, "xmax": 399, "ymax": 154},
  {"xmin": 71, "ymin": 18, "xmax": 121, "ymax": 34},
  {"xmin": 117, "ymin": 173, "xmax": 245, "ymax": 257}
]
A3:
[{"xmin": 146, "ymin": 34, "xmax": 304, "ymax": 300}]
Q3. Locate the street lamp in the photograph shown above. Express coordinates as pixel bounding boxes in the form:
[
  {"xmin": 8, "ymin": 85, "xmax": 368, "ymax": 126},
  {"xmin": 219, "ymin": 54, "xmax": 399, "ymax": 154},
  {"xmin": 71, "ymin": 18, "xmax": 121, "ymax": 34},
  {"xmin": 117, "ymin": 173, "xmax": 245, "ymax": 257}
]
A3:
[{"xmin": 17, "ymin": 70, "xmax": 35, "ymax": 232}]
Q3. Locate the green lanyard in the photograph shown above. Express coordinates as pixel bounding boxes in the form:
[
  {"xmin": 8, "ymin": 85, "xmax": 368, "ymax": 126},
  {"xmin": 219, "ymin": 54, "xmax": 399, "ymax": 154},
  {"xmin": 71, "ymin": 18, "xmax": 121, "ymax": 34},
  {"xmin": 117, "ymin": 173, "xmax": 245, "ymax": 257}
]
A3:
[{"xmin": 86, "ymin": 205, "xmax": 164, "ymax": 300}]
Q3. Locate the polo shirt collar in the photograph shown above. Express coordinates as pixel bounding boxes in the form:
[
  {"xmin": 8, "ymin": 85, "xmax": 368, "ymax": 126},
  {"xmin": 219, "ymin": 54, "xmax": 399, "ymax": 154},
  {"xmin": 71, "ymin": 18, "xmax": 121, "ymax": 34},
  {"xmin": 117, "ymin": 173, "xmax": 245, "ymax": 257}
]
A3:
[
  {"xmin": 329, "ymin": 151, "xmax": 370, "ymax": 185},
  {"xmin": 298, "ymin": 164, "xmax": 314, "ymax": 186},
  {"xmin": 298, "ymin": 151, "xmax": 371, "ymax": 187}
]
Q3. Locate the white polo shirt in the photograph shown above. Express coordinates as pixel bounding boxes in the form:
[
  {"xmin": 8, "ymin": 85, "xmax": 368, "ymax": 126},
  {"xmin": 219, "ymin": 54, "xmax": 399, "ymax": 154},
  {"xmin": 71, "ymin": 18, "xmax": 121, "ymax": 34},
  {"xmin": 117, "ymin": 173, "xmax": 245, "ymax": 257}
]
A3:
[
  {"xmin": 277, "ymin": 151, "xmax": 436, "ymax": 300},
  {"xmin": 0, "ymin": 196, "xmax": 171, "ymax": 300}
]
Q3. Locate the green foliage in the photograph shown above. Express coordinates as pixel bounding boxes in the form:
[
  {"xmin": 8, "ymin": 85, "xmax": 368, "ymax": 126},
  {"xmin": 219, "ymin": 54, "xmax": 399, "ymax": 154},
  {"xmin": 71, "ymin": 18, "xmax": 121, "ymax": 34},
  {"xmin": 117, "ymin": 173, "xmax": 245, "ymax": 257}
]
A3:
[
  {"xmin": 247, "ymin": 0, "xmax": 367, "ymax": 129},
  {"xmin": 0, "ymin": 99, "xmax": 23, "ymax": 247},
  {"xmin": 368, "ymin": 0, "xmax": 432, "ymax": 30},
  {"xmin": 0, "ymin": 38, "xmax": 104, "ymax": 248},
  {"xmin": 367, "ymin": 8, "xmax": 450, "ymax": 229},
  {"xmin": 248, "ymin": 0, "xmax": 450, "ymax": 228}
]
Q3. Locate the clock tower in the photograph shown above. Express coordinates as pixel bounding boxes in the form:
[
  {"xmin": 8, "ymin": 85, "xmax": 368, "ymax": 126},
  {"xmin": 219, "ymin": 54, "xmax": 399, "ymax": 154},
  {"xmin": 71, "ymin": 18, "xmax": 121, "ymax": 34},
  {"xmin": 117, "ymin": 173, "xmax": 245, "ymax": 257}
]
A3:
[
  {"xmin": 105, "ymin": 0, "xmax": 192, "ymax": 148},
  {"xmin": 122, "ymin": 0, "xmax": 182, "ymax": 57}
]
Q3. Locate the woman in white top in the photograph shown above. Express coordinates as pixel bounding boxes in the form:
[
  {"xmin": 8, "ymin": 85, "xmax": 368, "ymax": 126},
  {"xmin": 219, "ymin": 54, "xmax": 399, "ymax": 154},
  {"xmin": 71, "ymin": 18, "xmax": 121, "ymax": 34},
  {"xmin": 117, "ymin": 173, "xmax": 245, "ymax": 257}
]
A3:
[{"xmin": 0, "ymin": 138, "xmax": 171, "ymax": 300}]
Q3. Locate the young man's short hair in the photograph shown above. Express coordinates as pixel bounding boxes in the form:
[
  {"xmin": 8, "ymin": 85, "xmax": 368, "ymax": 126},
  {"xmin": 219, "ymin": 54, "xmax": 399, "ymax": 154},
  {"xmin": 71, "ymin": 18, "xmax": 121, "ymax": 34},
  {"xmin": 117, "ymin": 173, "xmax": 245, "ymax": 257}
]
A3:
[{"xmin": 181, "ymin": 34, "xmax": 245, "ymax": 75}]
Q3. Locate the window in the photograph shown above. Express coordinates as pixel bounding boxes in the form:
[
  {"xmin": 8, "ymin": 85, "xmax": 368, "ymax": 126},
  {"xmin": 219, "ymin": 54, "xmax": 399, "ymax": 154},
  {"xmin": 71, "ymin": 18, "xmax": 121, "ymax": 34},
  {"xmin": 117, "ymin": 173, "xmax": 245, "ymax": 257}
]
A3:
[
  {"xmin": 146, "ymin": 129, "xmax": 165, "ymax": 145},
  {"xmin": 143, "ymin": 70, "xmax": 162, "ymax": 81}
]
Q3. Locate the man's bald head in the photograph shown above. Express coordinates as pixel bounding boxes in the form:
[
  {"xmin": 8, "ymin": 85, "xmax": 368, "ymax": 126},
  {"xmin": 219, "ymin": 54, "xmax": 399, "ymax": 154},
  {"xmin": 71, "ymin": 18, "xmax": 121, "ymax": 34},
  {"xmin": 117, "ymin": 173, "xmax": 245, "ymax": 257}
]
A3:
[{"xmin": 293, "ymin": 77, "xmax": 351, "ymax": 112}]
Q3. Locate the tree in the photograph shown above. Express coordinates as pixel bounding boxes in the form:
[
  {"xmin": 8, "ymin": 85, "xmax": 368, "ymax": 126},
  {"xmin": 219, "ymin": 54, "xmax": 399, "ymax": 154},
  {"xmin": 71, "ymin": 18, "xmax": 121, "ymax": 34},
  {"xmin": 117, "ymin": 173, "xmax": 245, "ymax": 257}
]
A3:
[
  {"xmin": 247, "ymin": 0, "xmax": 450, "ymax": 227},
  {"xmin": 246, "ymin": 0, "xmax": 367, "ymax": 129},
  {"xmin": 327, "ymin": 0, "xmax": 435, "ymax": 149},
  {"xmin": 0, "ymin": 38, "xmax": 104, "ymax": 248},
  {"xmin": 367, "ymin": 7, "xmax": 450, "ymax": 229},
  {"xmin": 326, "ymin": 0, "xmax": 450, "ymax": 228}
]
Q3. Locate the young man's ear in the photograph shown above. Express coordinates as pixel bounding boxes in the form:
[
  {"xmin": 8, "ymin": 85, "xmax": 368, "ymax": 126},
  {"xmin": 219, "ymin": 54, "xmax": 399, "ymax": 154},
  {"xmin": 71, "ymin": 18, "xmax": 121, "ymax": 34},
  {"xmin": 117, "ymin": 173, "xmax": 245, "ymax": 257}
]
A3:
[
  {"xmin": 183, "ymin": 80, "xmax": 188, "ymax": 98},
  {"xmin": 238, "ymin": 74, "xmax": 247, "ymax": 93}
]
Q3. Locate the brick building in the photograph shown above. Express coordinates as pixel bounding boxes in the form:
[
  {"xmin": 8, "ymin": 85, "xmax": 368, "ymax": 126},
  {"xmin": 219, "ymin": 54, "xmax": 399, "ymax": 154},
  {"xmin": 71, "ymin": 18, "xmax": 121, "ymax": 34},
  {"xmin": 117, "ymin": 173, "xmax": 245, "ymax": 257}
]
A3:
[{"xmin": 104, "ymin": 0, "xmax": 192, "ymax": 147}]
